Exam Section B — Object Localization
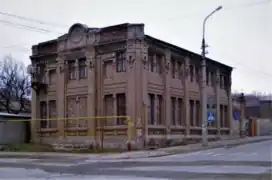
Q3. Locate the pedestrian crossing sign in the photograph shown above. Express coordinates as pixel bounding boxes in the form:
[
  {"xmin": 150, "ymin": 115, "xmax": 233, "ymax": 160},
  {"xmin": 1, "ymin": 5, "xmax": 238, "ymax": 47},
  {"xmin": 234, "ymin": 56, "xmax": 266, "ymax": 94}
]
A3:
[{"xmin": 207, "ymin": 111, "xmax": 216, "ymax": 122}]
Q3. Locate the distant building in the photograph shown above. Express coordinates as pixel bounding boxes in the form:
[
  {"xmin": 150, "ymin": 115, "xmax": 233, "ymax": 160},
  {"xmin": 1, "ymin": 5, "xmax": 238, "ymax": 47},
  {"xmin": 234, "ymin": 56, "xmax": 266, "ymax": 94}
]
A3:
[
  {"xmin": 233, "ymin": 93, "xmax": 272, "ymax": 119},
  {"xmin": 29, "ymin": 23, "xmax": 233, "ymax": 149}
]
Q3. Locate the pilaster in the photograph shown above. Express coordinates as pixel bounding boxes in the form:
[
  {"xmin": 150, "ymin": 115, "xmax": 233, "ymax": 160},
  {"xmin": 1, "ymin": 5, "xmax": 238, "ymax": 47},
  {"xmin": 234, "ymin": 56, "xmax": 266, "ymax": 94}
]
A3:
[
  {"xmin": 215, "ymin": 68, "xmax": 220, "ymax": 137},
  {"xmin": 141, "ymin": 41, "xmax": 149, "ymax": 146},
  {"xmin": 183, "ymin": 57, "xmax": 190, "ymax": 136},
  {"xmin": 30, "ymin": 85, "xmax": 39, "ymax": 143},
  {"xmin": 56, "ymin": 57, "xmax": 65, "ymax": 137},
  {"xmin": 227, "ymin": 71, "xmax": 233, "ymax": 135},
  {"xmin": 164, "ymin": 50, "xmax": 171, "ymax": 138},
  {"xmin": 126, "ymin": 39, "xmax": 137, "ymax": 142},
  {"xmin": 86, "ymin": 49, "xmax": 96, "ymax": 141}
]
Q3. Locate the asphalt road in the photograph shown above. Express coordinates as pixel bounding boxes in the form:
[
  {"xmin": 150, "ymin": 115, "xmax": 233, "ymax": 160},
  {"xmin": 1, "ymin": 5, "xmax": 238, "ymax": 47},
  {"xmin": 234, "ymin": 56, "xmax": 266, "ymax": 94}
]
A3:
[{"xmin": 0, "ymin": 140, "xmax": 271, "ymax": 180}]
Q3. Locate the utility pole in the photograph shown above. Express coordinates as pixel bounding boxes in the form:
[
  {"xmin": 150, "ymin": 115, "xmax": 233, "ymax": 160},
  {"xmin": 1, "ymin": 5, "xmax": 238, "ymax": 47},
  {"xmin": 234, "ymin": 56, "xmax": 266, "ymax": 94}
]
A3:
[{"xmin": 201, "ymin": 6, "xmax": 222, "ymax": 147}]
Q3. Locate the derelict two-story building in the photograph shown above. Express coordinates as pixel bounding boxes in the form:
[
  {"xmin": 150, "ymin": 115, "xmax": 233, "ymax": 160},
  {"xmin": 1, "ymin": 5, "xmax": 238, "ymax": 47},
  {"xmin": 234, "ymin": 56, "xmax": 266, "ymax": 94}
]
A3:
[{"xmin": 29, "ymin": 23, "xmax": 233, "ymax": 149}]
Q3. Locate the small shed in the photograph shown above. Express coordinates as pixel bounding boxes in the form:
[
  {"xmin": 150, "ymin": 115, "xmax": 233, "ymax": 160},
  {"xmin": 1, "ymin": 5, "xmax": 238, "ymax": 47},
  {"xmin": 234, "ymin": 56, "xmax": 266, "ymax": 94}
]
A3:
[{"xmin": 0, "ymin": 112, "xmax": 31, "ymax": 144}]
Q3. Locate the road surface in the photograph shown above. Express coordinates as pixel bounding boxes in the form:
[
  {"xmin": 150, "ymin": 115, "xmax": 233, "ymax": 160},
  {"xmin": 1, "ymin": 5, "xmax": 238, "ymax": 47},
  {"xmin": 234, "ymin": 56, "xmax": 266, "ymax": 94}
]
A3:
[{"xmin": 0, "ymin": 140, "xmax": 271, "ymax": 179}]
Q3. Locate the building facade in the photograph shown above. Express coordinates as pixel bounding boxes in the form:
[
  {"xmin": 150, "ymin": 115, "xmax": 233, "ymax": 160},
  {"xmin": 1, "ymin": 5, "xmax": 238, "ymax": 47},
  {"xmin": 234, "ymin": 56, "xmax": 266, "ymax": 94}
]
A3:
[{"xmin": 29, "ymin": 23, "xmax": 233, "ymax": 149}]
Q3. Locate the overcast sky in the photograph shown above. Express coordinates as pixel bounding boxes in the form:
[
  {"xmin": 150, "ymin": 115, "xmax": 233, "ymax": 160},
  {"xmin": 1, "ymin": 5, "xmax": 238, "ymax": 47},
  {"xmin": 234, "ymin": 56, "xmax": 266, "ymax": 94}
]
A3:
[{"xmin": 0, "ymin": 0, "xmax": 271, "ymax": 93}]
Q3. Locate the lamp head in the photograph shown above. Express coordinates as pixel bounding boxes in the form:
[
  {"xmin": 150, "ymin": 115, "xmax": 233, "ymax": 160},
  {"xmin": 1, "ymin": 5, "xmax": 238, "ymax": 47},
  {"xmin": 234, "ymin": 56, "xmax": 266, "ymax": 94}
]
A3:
[{"xmin": 216, "ymin": 6, "xmax": 223, "ymax": 11}]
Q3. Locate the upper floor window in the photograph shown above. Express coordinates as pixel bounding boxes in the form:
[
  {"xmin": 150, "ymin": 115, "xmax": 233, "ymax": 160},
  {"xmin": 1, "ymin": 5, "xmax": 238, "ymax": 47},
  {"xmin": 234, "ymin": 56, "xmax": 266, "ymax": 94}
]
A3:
[
  {"xmin": 148, "ymin": 54, "xmax": 162, "ymax": 74},
  {"xmin": 210, "ymin": 71, "xmax": 215, "ymax": 86},
  {"xmin": 78, "ymin": 58, "xmax": 87, "ymax": 79},
  {"xmin": 206, "ymin": 69, "xmax": 210, "ymax": 85},
  {"xmin": 116, "ymin": 51, "xmax": 126, "ymax": 72},
  {"xmin": 177, "ymin": 61, "xmax": 182, "ymax": 79},
  {"xmin": 148, "ymin": 55, "xmax": 156, "ymax": 72},
  {"xmin": 156, "ymin": 55, "xmax": 163, "ymax": 74},
  {"xmin": 189, "ymin": 65, "xmax": 194, "ymax": 82},
  {"xmin": 48, "ymin": 69, "xmax": 56, "ymax": 85},
  {"xmin": 195, "ymin": 67, "xmax": 200, "ymax": 83},
  {"xmin": 68, "ymin": 60, "xmax": 76, "ymax": 80},
  {"xmin": 171, "ymin": 59, "xmax": 176, "ymax": 78}
]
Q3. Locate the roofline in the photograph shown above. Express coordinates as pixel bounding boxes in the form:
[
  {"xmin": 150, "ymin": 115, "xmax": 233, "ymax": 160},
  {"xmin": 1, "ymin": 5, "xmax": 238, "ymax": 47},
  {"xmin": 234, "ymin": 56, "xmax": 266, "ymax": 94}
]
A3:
[
  {"xmin": 0, "ymin": 112, "xmax": 31, "ymax": 118},
  {"xmin": 33, "ymin": 39, "xmax": 57, "ymax": 48},
  {"xmin": 144, "ymin": 35, "xmax": 233, "ymax": 71}
]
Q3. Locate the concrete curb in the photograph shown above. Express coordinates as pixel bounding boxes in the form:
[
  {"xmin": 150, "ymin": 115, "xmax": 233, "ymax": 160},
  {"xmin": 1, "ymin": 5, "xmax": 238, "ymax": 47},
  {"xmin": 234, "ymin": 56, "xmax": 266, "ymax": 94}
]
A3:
[{"xmin": 0, "ymin": 136, "xmax": 271, "ymax": 160}]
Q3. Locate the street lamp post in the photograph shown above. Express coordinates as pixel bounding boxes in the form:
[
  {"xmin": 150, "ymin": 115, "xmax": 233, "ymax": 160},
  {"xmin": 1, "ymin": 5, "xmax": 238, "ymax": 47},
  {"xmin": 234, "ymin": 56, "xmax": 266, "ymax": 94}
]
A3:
[{"xmin": 201, "ymin": 6, "xmax": 222, "ymax": 147}]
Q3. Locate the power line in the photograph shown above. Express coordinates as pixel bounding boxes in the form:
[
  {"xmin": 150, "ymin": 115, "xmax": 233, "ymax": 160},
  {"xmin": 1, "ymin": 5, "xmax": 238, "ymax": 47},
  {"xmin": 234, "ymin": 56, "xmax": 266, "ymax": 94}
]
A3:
[
  {"xmin": 0, "ymin": 11, "xmax": 68, "ymax": 28},
  {"xmin": 0, "ymin": 19, "xmax": 62, "ymax": 34},
  {"xmin": 165, "ymin": 0, "xmax": 271, "ymax": 22},
  {"xmin": 224, "ymin": 0, "xmax": 271, "ymax": 11},
  {"xmin": 216, "ymin": 50, "xmax": 272, "ymax": 78}
]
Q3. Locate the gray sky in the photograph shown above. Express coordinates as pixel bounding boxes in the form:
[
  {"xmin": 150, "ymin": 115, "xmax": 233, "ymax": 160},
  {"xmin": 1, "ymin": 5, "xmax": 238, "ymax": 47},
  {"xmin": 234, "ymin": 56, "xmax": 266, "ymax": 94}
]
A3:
[{"xmin": 0, "ymin": 0, "xmax": 271, "ymax": 93}]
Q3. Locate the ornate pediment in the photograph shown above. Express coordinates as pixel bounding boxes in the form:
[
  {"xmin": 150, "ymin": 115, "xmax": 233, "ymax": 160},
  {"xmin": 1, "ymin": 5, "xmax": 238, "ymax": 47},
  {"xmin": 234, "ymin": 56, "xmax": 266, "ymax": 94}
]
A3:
[{"xmin": 68, "ymin": 23, "xmax": 88, "ymax": 44}]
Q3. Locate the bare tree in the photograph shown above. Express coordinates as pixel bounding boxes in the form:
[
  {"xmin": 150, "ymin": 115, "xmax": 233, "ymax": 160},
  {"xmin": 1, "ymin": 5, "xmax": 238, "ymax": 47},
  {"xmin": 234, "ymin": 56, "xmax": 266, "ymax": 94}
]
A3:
[{"xmin": 0, "ymin": 55, "xmax": 31, "ymax": 114}]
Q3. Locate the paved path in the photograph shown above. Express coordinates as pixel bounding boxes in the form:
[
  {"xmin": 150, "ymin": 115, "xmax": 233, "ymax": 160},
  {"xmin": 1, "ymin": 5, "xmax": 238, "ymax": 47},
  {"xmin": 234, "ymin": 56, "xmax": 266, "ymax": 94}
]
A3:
[{"xmin": 0, "ymin": 140, "xmax": 271, "ymax": 179}]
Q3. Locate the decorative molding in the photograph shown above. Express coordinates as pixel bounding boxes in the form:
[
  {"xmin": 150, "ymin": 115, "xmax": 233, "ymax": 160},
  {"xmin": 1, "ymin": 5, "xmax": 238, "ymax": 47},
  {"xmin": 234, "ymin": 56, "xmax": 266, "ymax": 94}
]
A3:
[
  {"xmin": 185, "ymin": 66, "xmax": 189, "ymax": 77},
  {"xmin": 88, "ymin": 58, "xmax": 95, "ymax": 69},
  {"xmin": 142, "ymin": 55, "xmax": 148, "ymax": 65},
  {"xmin": 128, "ymin": 55, "xmax": 135, "ymax": 66},
  {"xmin": 216, "ymin": 76, "xmax": 220, "ymax": 85},
  {"xmin": 165, "ymin": 57, "xmax": 170, "ymax": 72},
  {"xmin": 59, "ymin": 62, "xmax": 66, "ymax": 73}
]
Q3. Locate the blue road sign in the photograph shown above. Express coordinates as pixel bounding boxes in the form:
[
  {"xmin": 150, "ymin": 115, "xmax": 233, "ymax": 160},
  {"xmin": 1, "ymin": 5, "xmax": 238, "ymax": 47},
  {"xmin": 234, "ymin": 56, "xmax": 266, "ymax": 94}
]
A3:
[
  {"xmin": 233, "ymin": 111, "xmax": 239, "ymax": 120},
  {"xmin": 207, "ymin": 111, "xmax": 216, "ymax": 122}
]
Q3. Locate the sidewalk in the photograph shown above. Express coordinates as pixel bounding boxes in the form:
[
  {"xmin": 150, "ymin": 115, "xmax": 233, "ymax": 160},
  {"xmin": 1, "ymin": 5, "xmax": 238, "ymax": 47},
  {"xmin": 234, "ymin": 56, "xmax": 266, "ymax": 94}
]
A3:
[{"xmin": 0, "ymin": 136, "xmax": 271, "ymax": 160}]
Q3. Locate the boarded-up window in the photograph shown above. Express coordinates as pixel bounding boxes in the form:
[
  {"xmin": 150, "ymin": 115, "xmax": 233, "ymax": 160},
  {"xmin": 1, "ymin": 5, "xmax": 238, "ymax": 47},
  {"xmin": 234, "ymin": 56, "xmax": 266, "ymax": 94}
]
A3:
[
  {"xmin": 68, "ymin": 61, "xmax": 76, "ymax": 80},
  {"xmin": 156, "ymin": 55, "xmax": 163, "ymax": 74},
  {"xmin": 49, "ymin": 69, "xmax": 56, "ymax": 85},
  {"xmin": 148, "ymin": 94, "xmax": 155, "ymax": 125},
  {"xmin": 220, "ymin": 105, "xmax": 224, "ymax": 127},
  {"xmin": 78, "ymin": 58, "xmax": 87, "ymax": 79},
  {"xmin": 177, "ymin": 61, "xmax": 182, "ymax": 79},
  {"xmin": 49, "ymin": 100, "xmax": 57, "ymax": 128},
  {"xmin": 195, "ymin": 67, "xmax": 200, "ymax": 83},
  {"xmin": 116, "ymin": 52, "xmax": 126, "ymax": 72},
  {"xmin": 189, "ymin": 65, "xmax": 194, "ymax": 82},
  {"xmin": 210, "ymin": 71, "xmax": 215, "ymax": 86},
  {"xmin": 224, "ymin": 105, "xmax": 228, "ymax": 128},
  {"xmin": 116, "ymin": 93, "xmax": 126, "ymax": 125},
  {"xmin": 78, "ymin": 97, "xmax": 87, "ymax": 127},
  {"xmin": 157, "ymin": 95, "xmax": 163, "ymax": 125},
  {"xmin": 177, "ymin": 98, "xmax": 183, "ymax": 125},
  {"xmin": 103, "ymin": 61, "xmax": 113, "ymax": 79},
  {"xmin": 171, "ymin": 59, "xmax": 175, "ymax": 78},
  {"xmin": 190, "ymin": 100, "xmax": 194, "ymax": 126},
  {"xmin": 171, "ymin": 97, "xmax": 176, "ymax": 125},
  {"xmin": 195, "ymin": 100, "xmax": 200, "ymax": 126},
  {"xmin": 104, "ymin": 94, "xmax": 114, "ymax": 126},
  {"xmin": 66, "ymin": 97, "xmax": 77, "ymax": 127},
  {"xmin": 148, "ymin": 54, "xmax": 154, "ymax": 72},
  {"xmin": 40, "ymin": 101, "xmax": 47, "ymax": 128}
]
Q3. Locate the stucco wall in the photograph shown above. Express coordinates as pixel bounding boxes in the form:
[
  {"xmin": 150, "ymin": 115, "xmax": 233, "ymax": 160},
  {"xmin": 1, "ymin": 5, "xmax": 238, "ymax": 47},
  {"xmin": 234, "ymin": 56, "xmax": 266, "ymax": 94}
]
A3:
[
  {"xmin": 257, "ymin": 118, "xmax": 272, "ymax": 136},
  {"xmin": 0, "ymin": 119, "xmax": 27, "ymax": 144}
]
